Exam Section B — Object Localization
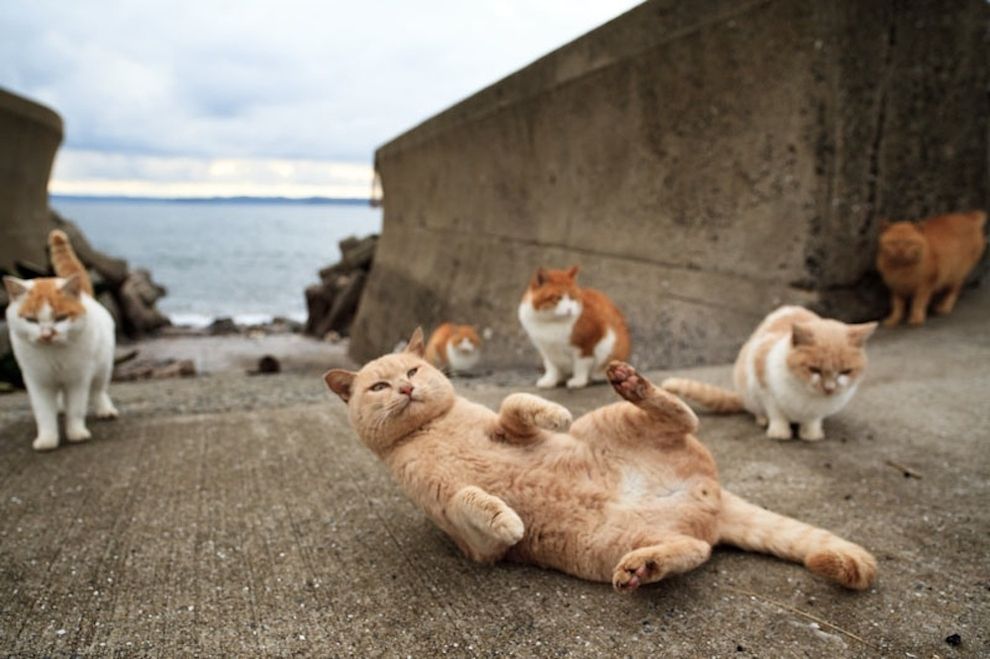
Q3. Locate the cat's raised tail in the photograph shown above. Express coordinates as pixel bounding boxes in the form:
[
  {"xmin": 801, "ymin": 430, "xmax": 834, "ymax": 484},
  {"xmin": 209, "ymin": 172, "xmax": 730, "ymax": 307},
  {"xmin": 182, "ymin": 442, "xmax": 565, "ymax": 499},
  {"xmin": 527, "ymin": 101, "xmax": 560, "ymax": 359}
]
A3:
[
  {"xmin": 48, "ymin": 230, "xmax": 93, "ymax": 296},
  {"xmin": 661, "ymin": 378, "xmax": 743, "ymax": 413},
  {"xmin": 718, "ymin": 491, "xmax": 876, "ymax": 590}
]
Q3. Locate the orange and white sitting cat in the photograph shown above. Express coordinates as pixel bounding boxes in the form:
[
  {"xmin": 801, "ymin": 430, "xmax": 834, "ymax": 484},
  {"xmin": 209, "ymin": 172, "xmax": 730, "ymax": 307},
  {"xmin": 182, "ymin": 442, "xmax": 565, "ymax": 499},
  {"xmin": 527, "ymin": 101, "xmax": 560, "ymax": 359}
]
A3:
[
  {"xmin": 323, "ymin": 328, "xmax": 876, "ymax": 592},
  {"xmin": 876, "ymin": 210, "xmax": 987, "ymax": 327},
  {"xmin": 518, "ymin": 266, "xmax": 630, "ymax": 389},
  {"xmin": 663, "ymin": 306, "xmax": 876, "ymax": 441},
  {"xmin": 425, "ymin": 323, "xmax": 481, "ymax": 374},
  {"xmin": 4, "ymin": 230, "xmax": 118, "ymax": 450}
]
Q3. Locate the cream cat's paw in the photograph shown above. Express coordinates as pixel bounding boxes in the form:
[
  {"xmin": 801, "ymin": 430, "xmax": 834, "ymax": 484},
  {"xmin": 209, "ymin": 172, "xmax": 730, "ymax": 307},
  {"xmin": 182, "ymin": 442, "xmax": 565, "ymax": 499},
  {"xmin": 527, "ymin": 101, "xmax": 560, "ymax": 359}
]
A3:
[
  {"xmin": 66, "ymin": 425, "xmax": 92, "ymax": 443},
  {"xmin": 805, "ymin": 544, "xmax": 877, "ymax": 590},
  {"xmin": 32, "ymin": 435, "xmax": 59, "ymax": 451},
  {"xmin": 490, "ymin": 507, "xmax": 525, "ymax": 547}
]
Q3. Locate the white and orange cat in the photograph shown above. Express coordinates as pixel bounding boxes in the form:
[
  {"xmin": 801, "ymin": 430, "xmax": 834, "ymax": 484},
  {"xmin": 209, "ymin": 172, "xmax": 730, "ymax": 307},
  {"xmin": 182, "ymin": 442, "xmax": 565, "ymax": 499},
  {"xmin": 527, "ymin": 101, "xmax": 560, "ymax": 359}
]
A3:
[
  {"xmin": 518, "ymin": 266, "xmax": 630, "ymax": 389},
  {"xmin": 663, "ymin": 306, "xmax": 876, "ymax": 441},
  {"xmin": 876, "ymin": 210, "xmax": 987, "ymax": 327},
  {"xmin": 4, "ymin": 230, "xmax": 118, "ymax": 451},
  {"xmin": 323, "ymin": 328, "xmax": 876, "ymax": 592},
  {"xmin": 425, "ymin": 323, "xmax": 482, "ymax": 374}
]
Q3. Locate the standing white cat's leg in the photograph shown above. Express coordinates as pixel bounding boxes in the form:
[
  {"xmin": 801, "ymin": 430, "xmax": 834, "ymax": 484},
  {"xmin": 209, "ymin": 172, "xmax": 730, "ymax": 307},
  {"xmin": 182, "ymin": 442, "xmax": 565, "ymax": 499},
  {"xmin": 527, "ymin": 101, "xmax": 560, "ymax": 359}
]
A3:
[
  {"xmin": 566, "ymin": 355, "xmax": 595, "ymax": 389},
  {"xmin": 536, "ymin": 351, "xmax": 563, "ymax": 389},
  {"xmin": 63, "ymin": 381, "xmax": 92, "ymax": 442},
  {"xmin": 798, "ymin": 418, "xmax": 825, "ymax": 441},
  {"xmin": 24, "ymin": 377, "xmax": 60, "ymax": 451},
  {"xmin": 91, "ymin": 365, "xmax": 119, "ymax": 420},
  {"xmin": 763, "ymin": 399, "xmax": 792, "ymax": 440}
]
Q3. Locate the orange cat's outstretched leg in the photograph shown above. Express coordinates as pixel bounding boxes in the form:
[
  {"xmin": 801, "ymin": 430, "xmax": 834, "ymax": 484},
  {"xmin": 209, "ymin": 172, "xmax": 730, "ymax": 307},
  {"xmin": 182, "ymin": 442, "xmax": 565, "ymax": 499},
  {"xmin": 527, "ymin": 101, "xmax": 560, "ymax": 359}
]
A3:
[
  {"xmin": 492, "ymin": 393, "xmax": 571, "ymax": 444},
  {"xmin": 606, "ymin": 361, "xmax": 698, "ymax": 435},
  {"xmin": 612, "ymin": 535, "xmax": 712, "ymax": 592}
]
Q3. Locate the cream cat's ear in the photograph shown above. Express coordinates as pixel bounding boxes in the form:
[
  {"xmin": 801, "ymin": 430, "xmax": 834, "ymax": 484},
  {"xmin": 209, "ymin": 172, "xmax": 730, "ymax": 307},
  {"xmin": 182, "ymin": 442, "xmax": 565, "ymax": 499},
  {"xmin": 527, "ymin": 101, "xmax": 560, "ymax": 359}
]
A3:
[
  {"xmin": 324, "ymin": 369, "xmax": 357, "ymax": 402},
  {"xmin": 60, "ymin": 274, "xmax": 82, "ymax": 297},
  {"xmin": 3, "ymin": 276, "xmax": 29, "ymax": 299},
  {"xmin": 847, "ymin": 322, "xmax": 878, "ymax": 347},
  {"xmin": 791, "ymin": 322, "xmax": 815, "ymax": 346},
  {"xmin": 406, "ymin": 327, "xmax": 425, "ymax": 357}
]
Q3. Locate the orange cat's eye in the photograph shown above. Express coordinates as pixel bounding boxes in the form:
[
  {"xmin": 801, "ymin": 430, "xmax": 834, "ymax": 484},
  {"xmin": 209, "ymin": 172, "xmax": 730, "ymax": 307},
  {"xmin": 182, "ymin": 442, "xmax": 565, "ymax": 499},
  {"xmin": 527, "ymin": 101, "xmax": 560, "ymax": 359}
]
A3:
[
  {"xmin": 369, "ymin": 382, "xmax": 390, "ymax": 392},
  {"xmin": 23, "ymin": 317, "xmax": 39, "ymax": 324},
  {"xmin": 54, "ymin": 314, "xmax": 69, "ymax": 322},
  {"xmin": 840, "ymin": 369, "xmax": 852, "ymax": 376},
  {"xmin": 809, "ymin": 367, "xmax": 821, "ymax": 375},
  {"xmin": 407, "ymin": 367, "xmax": 418, "ymax": 378}
]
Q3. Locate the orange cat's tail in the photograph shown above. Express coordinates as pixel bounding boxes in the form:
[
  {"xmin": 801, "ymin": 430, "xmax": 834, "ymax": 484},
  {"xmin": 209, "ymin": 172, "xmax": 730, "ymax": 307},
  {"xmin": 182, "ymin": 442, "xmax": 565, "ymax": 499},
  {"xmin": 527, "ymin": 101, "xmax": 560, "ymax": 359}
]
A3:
[
  {"xmin": 48, "ymin": 230, "xmax": 94, "ymax": 296},
  {"xmin": 660, "ymin": 378, "xmax": 743, "ymax": 413},
  {"xmin": 718, "ymin": 491, "xmax": 876, "ymax": 590}
]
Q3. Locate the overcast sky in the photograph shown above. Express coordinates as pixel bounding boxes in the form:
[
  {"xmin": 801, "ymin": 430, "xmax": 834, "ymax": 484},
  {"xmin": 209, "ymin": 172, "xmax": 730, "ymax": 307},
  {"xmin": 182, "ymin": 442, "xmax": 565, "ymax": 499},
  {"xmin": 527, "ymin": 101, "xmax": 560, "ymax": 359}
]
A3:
[{"xmin": 1, "ymin": 1, "xmax": 641, "ymax": 198}]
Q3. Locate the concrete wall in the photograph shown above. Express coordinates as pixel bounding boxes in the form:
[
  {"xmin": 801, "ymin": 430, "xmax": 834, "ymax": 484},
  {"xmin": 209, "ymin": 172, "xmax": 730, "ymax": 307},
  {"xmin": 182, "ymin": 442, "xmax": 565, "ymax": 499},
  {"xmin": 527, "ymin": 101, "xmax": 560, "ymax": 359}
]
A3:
[
  {"xmin": 350, "ymin": 0, "xmax": 989, "ymax": 369},
  {"xmin": 0, "ymin": 88, "xmax": 63, "ymax": 276}
]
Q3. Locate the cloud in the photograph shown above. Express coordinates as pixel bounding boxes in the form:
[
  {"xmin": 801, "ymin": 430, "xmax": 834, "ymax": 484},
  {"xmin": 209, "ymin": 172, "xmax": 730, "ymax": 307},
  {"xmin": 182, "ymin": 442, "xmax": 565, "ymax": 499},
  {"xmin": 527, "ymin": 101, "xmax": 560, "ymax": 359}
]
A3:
[
  {"xmin": 1, "ymin": 0, "xmax": 642, "ymax": 194},
  {"xmin": 51, "ymin": 149, "xmax": 375, "ymax": 198}
]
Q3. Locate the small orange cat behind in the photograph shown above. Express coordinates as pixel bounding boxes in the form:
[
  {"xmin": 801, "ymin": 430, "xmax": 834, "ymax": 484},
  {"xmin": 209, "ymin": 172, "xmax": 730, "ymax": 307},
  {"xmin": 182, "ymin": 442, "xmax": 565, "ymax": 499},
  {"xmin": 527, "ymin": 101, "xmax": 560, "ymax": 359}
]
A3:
[
  {"xmin": 876, "ymin": 210, "xmax": 986, "ymax": 327},
  {"xmin": 425, "ymin": 323, "xmax": 482, "ymax": 374},
  {"xmin": 518, "ymin": 266, "xmax": 630, "ymax": 389}
]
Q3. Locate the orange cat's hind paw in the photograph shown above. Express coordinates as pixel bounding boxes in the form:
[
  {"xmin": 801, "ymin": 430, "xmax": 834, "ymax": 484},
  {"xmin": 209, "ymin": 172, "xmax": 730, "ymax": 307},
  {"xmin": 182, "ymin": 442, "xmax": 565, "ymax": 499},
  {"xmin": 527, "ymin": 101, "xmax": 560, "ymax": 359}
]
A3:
[
  {"xmin": 612, "ymin": 562, "xmax": 653, "ymax": 593},
  {"xmin": 606, "ymin": 361, "xmax": 650, "ymax": 403}
]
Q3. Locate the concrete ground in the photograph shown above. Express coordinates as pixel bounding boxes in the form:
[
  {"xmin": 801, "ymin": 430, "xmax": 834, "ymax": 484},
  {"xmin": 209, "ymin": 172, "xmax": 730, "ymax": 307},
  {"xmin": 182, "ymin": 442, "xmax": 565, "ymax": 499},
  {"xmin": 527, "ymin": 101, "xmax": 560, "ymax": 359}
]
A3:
[{"xmin": 1, "ymin": 289, "xmax": 987, "ymax": 658}]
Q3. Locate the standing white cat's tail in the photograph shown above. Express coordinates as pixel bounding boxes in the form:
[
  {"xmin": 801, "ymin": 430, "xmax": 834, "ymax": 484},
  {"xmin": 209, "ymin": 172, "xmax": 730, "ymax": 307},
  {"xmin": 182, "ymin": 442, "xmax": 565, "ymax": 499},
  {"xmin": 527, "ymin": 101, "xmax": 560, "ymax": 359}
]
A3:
[
  {"xmin": 48, "ymin": 230, "xmax": 93, "ymax": 296},
  {"xmin": 717, "ymin": 491, "xmax": 876, "ymax": 590},
  {"xmin": 661, "ymin": 378, "xmax": 744, "ymax": 413}
]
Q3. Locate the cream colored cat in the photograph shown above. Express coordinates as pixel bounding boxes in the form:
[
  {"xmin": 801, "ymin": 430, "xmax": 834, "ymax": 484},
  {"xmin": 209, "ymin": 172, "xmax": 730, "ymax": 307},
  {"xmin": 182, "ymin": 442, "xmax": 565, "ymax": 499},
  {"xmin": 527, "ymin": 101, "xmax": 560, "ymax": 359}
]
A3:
[
  {"xmin": 4, "ymin": 230, "xmax": 118, "ymax": 451},
  {"xmin": 663, "ymin": 306, "xmax": 876, "ymax": 441},
  {"xmin": 323, "ymin": 328, "xmax": 876, "ymax": 592}
]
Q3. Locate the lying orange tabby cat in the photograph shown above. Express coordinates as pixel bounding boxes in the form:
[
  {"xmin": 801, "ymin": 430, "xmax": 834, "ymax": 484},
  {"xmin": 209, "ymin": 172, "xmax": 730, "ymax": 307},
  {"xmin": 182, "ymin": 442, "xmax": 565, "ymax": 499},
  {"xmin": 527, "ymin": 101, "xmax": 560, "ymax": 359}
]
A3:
[
  {"xmin": 323, "ymin": 328, "xmax": 876, "ymax": 592},
  {"xmin": 876, "ymin": 210, "xmax": 986, "ymax": 327},
  {"xmin": 424, "ymin": 323, "xmax": 482, "ymax": 374}
]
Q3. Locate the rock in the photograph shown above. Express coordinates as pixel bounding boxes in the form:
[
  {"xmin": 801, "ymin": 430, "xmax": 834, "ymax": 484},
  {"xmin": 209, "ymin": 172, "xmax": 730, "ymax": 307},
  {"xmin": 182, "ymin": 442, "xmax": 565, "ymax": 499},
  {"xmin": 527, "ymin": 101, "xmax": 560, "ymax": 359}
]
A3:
[
  {"xmin": 0, "ymin": 320, "xmax": 23, "ymax": 388},
  {"xmin": 119, "ymin": 271, "xmax": 171, "ymax": 336},
  {"xmin": 248, "ymin": 355, "xmax": 281, "ymax": 375},
  {"xmin": 208, "ymin": 317, "xmax": 239, "ymax": 335},
  {"xmin": 113, "ymin": 357, "xmax": 196, "ymax": 382},
  {"xmin": 305, "ymin": 234, "xmax": 377, "ymax": 339}
]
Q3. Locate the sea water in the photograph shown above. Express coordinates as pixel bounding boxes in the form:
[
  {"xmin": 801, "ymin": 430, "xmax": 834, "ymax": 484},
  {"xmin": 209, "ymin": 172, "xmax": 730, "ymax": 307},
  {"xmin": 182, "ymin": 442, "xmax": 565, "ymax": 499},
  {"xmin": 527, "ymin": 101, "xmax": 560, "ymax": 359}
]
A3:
[{"xmin": 52, "ymin": 198, "xmax": 382, "ymax": 326}]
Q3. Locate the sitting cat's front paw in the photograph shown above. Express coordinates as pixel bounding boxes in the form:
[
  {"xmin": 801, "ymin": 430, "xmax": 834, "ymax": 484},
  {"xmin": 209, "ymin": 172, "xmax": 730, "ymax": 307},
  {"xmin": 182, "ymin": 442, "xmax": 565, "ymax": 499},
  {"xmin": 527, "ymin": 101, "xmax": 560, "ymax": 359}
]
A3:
[
  {"xmin": 565, "ymin": 375, "xmax": 589, "ymax": 389},
  {"xmin": 766, "ymin": 422, "xmax": 793, "ymax": 440},
  {"xmin": 96, "ymin": 406, "xmax": 119, "ymax": 420},
  {"xmin": 536, "ymin": 373, "xmax": 560, "ymax": 389},
  {"xmin": 66, "ymin": 426, "xmax": 92, "ymax": 443},
  {"xmin": 32, "ymin": 435, "xmax": 59, "ymax": 452}
]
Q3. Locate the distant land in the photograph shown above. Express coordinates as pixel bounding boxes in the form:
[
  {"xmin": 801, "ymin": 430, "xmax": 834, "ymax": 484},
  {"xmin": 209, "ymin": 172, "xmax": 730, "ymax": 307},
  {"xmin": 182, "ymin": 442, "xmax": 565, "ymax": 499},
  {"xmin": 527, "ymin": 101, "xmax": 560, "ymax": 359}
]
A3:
[{"xmin": 50, "ymin": 194, "xmax": 373, "ymax": 206}]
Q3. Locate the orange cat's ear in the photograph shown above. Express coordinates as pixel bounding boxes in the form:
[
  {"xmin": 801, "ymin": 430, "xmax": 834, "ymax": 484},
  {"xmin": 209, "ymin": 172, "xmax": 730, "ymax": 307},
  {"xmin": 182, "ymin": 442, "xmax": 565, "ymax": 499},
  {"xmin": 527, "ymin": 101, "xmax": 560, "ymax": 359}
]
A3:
[
  {"xmin": 566, "ymin": 265, "xmax": 580, "ymax": 280},
  {"xmin": 791, "ymin": 322, "xmax": 815, "ymax": 347},
  {"xmin": 3, "ymin": 276, "xmax": 28, "ymax": 299},
  {"xmin": 60, "ymin": 274, "xmax": 82, "ymax": 297},
  {"xmin": 847, "ymin": 322, "xmax": 878, "ymax": 347},
  {"xmin": 406, "ymin": 327, "xmax": 425, "ymax": 356},
  {"xmin": 532, "ymin": 267, "xmax": 547, "ymax": 287},
  {"xmin": 324, "ymin": 369, "xmax": 357, "ymax": 402}
]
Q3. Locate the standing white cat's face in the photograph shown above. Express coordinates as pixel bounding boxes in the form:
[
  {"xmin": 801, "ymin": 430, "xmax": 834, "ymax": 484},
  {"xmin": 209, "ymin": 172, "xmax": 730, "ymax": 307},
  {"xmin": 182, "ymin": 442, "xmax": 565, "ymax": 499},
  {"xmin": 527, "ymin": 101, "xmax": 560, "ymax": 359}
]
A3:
[{"xmin": 4, "ymin": 276, "xmax": 87, "ymax": 346}]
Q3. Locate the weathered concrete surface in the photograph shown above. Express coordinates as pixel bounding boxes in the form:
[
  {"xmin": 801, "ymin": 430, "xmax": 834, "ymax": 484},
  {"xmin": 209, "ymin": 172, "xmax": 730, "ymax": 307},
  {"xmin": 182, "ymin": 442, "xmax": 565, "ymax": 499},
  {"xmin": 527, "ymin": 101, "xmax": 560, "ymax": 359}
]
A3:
[
  {"xmin": 1, "ymin": 288, "xmax": 987, "ymax": 656},
  {"xmin": 351, "ymin": 0, "xmax": 989, "ymax": 369},
  {"xmin": 0, "ymin": 88, "xmax": 63, "ymax": 275}
]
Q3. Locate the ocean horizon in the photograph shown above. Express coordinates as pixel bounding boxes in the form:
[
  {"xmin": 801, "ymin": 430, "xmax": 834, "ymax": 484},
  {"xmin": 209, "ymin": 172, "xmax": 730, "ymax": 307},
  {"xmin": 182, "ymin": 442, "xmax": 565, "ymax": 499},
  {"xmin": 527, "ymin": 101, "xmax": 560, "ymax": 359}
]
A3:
[{"xmin": 53, "ymin": 197, "xmax": 382, "ymax": 327}]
